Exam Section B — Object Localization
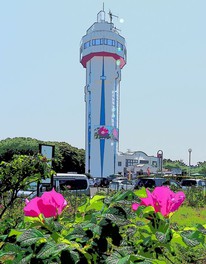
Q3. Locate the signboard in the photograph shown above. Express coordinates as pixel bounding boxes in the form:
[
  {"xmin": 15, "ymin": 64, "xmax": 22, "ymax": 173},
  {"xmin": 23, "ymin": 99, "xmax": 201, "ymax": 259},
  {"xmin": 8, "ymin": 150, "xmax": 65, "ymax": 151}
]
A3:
[
  {"xmin": 37, "ymin": 144, "xmax": 55, "ymax": 196},
  {"xmin": 39, "ymin": 144, "xmax": 55, "ymax": 167}
]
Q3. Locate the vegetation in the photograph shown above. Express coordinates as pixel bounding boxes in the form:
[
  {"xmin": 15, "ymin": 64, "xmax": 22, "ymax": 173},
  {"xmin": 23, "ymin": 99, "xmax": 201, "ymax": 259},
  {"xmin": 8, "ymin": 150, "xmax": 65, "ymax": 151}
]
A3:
[
  {"xmin": 0, "ymin": 155, "xmax": 205, "ymax": 263},
  {"xmin": 0, "ymin": 154, "xmax": 54, "ymax": 219},
  {"xmin": 0, "ymin": 188, "xmax": 205, "ymax": 263},
  {"xmin": 163, "ymin": 159, "xmax": 206, "ymax": 176},
  {"xmin": 0, "ymin": 137, "xmax": 85, "ymax": 174},
  {"xmin": 1, "ymin": 137, "xmax": 206, "ymax": 176}
]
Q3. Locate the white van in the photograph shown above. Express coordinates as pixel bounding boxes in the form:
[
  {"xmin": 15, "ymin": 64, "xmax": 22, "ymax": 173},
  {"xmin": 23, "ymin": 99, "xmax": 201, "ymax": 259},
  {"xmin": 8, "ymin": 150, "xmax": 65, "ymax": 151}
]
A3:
[
  {"xmin": 53, "ymin": 173, "xmax": 90, "ymax": 196},
  {"xmin": 17, "ymin": 174, "xmax": 90, "ymax": 199}
]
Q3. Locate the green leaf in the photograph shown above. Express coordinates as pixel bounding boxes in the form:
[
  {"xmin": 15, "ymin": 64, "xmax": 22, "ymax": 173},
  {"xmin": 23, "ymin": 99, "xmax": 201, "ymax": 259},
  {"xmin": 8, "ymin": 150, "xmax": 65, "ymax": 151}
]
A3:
[
  {"xmin": 37, "ymin": 242, "xmax": 69, "ymax": 259},
  {"xmin": 180, "ymin": 230, "xmax": 204, "ymax": 246},
  {"xmin": 18, "ymin": 253, "xmax": 33, "ymax": 264},
  {"xmin": 113, "ymin": 190, "xmax": 135, "ymax": 202},
  {"xmin": 17, "ymin": 228, "xmax": 45, "ymax": 246},
  {"xmin": 8, "ymin": 229, "xmax": 23, "ymax": 238},
  {"xmin": 78, "ymin": 195, "xmax": 105, "ymax": 213},
  {"xmin": 76, "ymin": 196, "xmax": 90, "ymax": 213},
  {"xmin": 196, "ymin": 223, "xmax": 206, "ymax": 234},
  {"xmin": 133, "ymin": 188, "xmax": 147, "ymax": 198},
  {"xmin": 2, "ymin": 243, "xmax": 22, "ymax": 254},
  {"xmin": 182, "ymin": 236, "xmax": 200, "ymax": 246},
  {"xmin": 60, "ymin": 250, "xmax": 80, "ymax": 264},
  {"xmin": 155, "ymin": 232, "xmax": 167, "ymax": 243},
  {"xmin": 105, "ymin": 206, "xmax": 128, "ymax": 220}
]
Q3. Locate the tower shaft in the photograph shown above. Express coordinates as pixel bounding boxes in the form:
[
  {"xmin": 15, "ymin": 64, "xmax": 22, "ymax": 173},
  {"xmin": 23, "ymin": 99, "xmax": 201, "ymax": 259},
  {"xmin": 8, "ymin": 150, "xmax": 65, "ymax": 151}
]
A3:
[{"xmin": 80, "ymin": 10, "xmax": 126, "ymax": 177}]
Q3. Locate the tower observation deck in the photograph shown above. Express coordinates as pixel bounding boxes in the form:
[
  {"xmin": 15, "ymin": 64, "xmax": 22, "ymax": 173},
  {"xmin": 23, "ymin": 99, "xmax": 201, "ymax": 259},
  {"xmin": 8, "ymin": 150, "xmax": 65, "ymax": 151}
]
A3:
[{"xmin": 80, "ymin": 9, "xmax": 127, "ymax": 178}]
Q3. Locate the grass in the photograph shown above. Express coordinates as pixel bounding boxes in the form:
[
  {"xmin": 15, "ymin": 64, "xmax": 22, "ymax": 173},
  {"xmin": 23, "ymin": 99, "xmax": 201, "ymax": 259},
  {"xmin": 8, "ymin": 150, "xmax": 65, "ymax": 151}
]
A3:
[{"xmin": 170, "ymin": 204, "xmax": 206, "ymax": 227}]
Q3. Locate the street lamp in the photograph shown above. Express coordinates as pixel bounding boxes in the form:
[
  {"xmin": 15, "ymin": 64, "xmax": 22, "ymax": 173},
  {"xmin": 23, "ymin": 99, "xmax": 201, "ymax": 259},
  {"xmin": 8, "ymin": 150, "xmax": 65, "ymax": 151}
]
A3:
[
  {"xmin": 157, "ymin": 150, "xmax": 163, "ymax": 176},
  {"xmin": 188, "ymin": 148, "xmax": 192, "ymax": 177}
]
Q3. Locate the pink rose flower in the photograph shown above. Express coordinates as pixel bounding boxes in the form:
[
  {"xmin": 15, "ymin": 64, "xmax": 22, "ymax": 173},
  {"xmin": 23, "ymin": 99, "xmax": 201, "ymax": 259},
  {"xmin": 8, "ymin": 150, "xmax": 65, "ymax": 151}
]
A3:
[
  {"xmin": 24, "ymin": 188, "xmax": 67, "ymax": 218},
  {"xmin": 132, "ymin": 186, "xmax": 185, "ymax": 217}
]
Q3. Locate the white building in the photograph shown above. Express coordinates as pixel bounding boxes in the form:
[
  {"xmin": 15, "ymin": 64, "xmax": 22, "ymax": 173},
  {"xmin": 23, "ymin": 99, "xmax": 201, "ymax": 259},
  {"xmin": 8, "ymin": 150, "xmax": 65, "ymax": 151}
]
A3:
[
  {"xmin": 80, "ymin": 9, "xmax": 126, "ymax": 177},
  {"xmin": 117, "ymin": 150, "xmax": 161, "ymax": 176}
]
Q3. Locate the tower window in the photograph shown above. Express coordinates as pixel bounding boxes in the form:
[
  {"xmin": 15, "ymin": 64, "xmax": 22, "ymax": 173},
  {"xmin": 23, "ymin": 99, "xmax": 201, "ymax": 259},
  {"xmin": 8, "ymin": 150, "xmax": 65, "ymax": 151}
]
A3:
[
  {"xmin": 84, "ymin": 41, "xmax": 91, "ymax": 49},
  {"xmin": 88, "ymin": 38, "xmax": 117, "ymax": 47},
  {"xmin": 92, "ymin": 39, "xmax": 101, "ymax": 45},
  {"xmin": 117, "ymin": 42, "xmax": 123, "ymax": 50},
  {"xmin": 105, "ymin": 39, "xmax": 115, "ymax": 46}
]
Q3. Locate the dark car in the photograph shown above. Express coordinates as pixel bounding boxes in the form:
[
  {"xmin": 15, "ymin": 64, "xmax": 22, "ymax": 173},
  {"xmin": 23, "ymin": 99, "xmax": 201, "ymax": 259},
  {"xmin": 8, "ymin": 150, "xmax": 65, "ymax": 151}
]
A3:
[
  {"xmin": 107, "ymin": 174, "xmax": 120, "ymax": 182},
  {"xmin": 181, "ymin": 179, "xmax": 206, "ymax": 190},
  {"xmin": 135, "ymin": 177, "xmax": 181, "ymax": 189},
  {"xmin": 93, "ymin": 177, "xmax": 110, "ymax": 187}
]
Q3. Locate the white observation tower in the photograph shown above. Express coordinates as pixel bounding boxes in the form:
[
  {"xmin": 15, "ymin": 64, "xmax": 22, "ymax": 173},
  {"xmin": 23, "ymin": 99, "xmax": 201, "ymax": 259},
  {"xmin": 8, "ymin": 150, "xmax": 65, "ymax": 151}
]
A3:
[{"xmin": 80, "ymin": 8, "xmax": 127, "ymax": 178}]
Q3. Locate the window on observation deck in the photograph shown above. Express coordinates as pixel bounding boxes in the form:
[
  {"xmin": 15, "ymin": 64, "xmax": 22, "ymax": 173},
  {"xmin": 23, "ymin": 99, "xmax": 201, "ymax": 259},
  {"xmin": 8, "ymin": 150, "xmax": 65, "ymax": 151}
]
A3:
[
  {"xmin": 84, "ymin": 41, "xmax": 91, "ymax": 49},
  {"xmin": 104, "ymin": 39, "xmax": 115, "ymax": 46},
  {"xmin": 117, "ymin": 42, "xmax": 123, "ymax": 50},
  {"xmin": 92, "ymin": 39, "xmax": 101, "ymax": 45},
  {"xmin": 88, "ymin": 38, "xmax": 116, "ymax": 47}
]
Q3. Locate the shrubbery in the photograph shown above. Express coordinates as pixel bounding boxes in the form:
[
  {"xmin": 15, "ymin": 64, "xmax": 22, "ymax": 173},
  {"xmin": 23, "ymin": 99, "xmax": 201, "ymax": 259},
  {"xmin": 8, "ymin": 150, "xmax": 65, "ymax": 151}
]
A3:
[{"xmin": 0, "ymin": 187, "xmax": 205, "ymax": 264}]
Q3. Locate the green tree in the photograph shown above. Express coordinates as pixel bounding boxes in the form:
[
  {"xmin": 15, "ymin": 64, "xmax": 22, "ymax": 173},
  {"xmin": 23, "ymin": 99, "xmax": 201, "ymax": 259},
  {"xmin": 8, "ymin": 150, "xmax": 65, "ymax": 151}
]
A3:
[
  {"xmin": 0, "ymin": 154, "xmax": 54, "ymax": 219},
  {"xmin": 0, "ymin": 137, "xmax": 85, "ymax": 174},
  {"xmin": 197, "ymin": 161, "xmax": 206, "ymax": 176}
]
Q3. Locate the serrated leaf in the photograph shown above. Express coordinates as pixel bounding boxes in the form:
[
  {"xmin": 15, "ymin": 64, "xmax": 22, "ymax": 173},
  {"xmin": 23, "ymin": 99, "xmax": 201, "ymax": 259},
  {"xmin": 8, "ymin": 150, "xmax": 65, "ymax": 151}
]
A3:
[
  {"xmin": 60, "ymin": 249, "xmax": 80, "ymax": 264},
  {"xmin": 105, "ymin": 251, "xmax": 121, "ymax": 264},
  {"xmin": 155, "ymin": 232, "xmax": 167, "ymax": 243},
  {"xmin": 182, "ymin": 236, "xmax": 200, "ymax": 246},
  {"xmin": 18, "ymin": 253, "xmax": 33, "ymax": 264},
  {"xmin": 136, "ymin": 221, "xmax": 146, "ymax": 226},
  {"xmin": 196, "ymin": 224, "xmax": 206, "ymax": 234},
  {"xmin": 36, "ymin": 242, "xmax": 69, "ymax": 259},
  {"xmin": 106, "ymin": 206, "xmax": 127, "ymax": 219},
  {"xmin": 17, "ymin": 229, "xmax": 45, "ymax": 246},
  {"xmin": 180, "ymin": 230, "xmax": 203, "ymax": 247},
  {"xmin": 2, "ymin": 243, "xmax": 22, "ymax": 254},
  {"xmin": 104, "ymin": 213, "xmax": 130, "ymax": 226}
]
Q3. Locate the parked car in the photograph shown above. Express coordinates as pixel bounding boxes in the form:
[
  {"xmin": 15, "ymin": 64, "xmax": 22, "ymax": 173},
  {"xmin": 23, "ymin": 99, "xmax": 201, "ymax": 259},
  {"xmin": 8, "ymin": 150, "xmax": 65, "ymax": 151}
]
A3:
[
  {"xmin": 107, "ymin": 174, "xmax": 120, "ymax": 182},
  {"xmin": 109, "ymin": 179, "xmax": 135, "ymax": 191},
  {"xmin": 180, "ymin": 178, "xmax": 206, "ymax": 190},
  {"xmin": 88, "ymin": 178, "xmax": 95, "ymax": 187},
  {"xmin": 134, "ymin": 177, "xmax": 181, "ymax": 189},
  {"xmin": 17, "ymin": 182, "xmax": 39, "ymax": 199},
  {"xmin": 93, "ymin": 177, "xmax": 110, "ymax": 187},
  {"xmin": 54, "ymin": 173, "xmax": 90, "ymax": 195}
]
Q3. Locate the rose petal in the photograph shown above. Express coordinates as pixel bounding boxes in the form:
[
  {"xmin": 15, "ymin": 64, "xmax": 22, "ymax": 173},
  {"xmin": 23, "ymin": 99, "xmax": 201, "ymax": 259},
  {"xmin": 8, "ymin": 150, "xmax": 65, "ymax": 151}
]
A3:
[
  {"xmin": 132, "ymin": 203, "xmax": 140, "ymax": 211},
  {"xmin": 24, "ymin": 197, "xmax": 41, "ymax": 217}
]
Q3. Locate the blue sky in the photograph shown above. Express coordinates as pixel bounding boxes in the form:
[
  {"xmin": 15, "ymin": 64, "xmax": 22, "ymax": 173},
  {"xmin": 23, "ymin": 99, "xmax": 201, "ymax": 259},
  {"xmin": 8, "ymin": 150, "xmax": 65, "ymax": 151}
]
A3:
[{"xmin": 0, "ymin": 0, "xmax": 206, "ymax": 165}]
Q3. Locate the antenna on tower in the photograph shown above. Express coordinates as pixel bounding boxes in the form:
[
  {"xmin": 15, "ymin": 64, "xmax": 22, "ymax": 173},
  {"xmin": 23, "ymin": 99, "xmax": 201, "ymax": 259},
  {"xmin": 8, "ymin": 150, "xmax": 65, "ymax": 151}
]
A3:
[
  {"xmin": 108, "ymin": 9, "xmax": 118, "ymax": 23},
  {"xmin": 97, "ymin": 3, "xmax": 105, "ymax": 22}
]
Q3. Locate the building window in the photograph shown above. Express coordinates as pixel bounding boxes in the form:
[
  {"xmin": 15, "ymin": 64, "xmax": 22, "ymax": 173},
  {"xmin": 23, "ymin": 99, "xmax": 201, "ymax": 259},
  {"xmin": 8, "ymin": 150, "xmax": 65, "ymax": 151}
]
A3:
[
  {"xmin": 126, "ymin": 159, "xmax": 139, "ymax": 167},
  {"xmin": 92, "ymin": 39, "xmax": 101, "ymax": 45},
  {"xmin": 117, "ymin": 42, "xmax": 123, "ymax": 50},
  {"xmin": 90, "ymin": 38, "xmax": 116, "ymax": 46},
  {"xmin": 152, "ymin": 161, "xmax": 157, "ymax": 167},
  {"xmin": 139, "ymin": 160, "xmax": 149, "ymax": 164},
  {"xmin": 84, "ymin": 41, "xmax": 91, "ymax": 49},
  {"xmin": 105, "ymin": 39, "xmax": 115, "ymax": 46},
  {"xmin": 118, "ymin": 161, "xmax": 122, "ymax": 166}
]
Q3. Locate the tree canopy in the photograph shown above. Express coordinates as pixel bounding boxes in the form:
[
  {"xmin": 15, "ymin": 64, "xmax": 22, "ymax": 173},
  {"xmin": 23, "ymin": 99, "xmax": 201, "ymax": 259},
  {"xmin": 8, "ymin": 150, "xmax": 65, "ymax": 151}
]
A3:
[{"xmin": 0, "ymin": 137, "xmax": 85, "ymax": 174}]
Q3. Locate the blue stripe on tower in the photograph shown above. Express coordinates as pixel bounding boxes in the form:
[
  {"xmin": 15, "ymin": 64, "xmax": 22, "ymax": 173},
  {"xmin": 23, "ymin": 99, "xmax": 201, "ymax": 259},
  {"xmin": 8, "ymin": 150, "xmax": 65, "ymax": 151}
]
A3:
[
  {"xmin": 113, "ymin": 79, "xmax": 118, "ymax": 173},
  {"xmin": 100, "ymin": 57, "xmax": 106, "ymax": 177},
  {"xmin": 88, "ymin": 62, "xmax": 92, "ymax": 173}
]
